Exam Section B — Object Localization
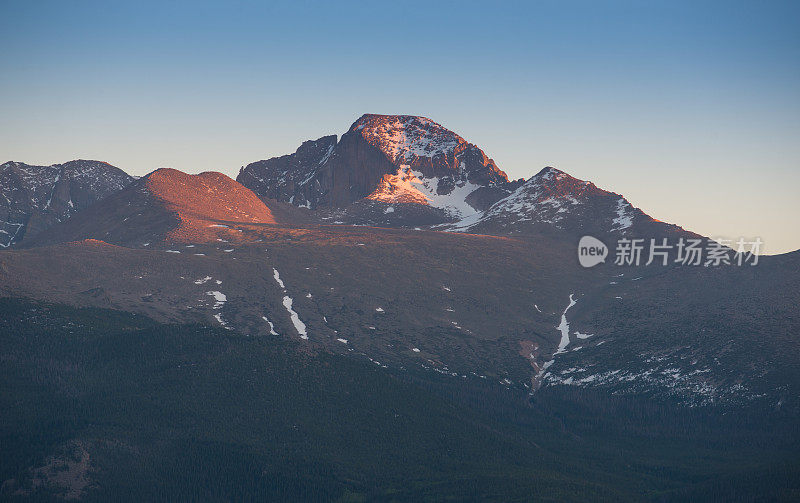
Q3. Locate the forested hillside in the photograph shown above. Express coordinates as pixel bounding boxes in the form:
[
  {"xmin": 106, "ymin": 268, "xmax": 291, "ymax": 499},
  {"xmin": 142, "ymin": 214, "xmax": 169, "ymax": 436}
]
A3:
[{"xmin": 1, "ymin": 298, "xmax": 798, "ymax": 502}]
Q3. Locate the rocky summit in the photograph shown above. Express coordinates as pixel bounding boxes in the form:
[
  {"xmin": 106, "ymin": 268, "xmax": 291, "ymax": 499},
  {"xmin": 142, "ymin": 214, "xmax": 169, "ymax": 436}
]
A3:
[{"xmin": 237, "ymin": 114, "xmax": 523, "ymax": 223}]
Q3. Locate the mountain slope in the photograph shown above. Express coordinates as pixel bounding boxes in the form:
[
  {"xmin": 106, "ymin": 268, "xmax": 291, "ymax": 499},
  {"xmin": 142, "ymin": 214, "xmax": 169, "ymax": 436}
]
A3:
[
  {"xmin": 0, "ymin": 225, "xmax": 585, "ymax": 382},
  {"xmin": 541, "ymin": 249, "xmax": 800, "ymax": 410},
  {"xmin": 0, "ymin": 160, "xmax": 133, "ymax": 247},
  {"xmin": 3, "ymin": 220, "xmax": 797, "ymax": 410},
  {"xmin": 3, "ymin": 298, "xmax": 797, "ymax": 501},
  {"xmin": 25, "ymin": 168, "xmax": 277, "ymax": 247}
]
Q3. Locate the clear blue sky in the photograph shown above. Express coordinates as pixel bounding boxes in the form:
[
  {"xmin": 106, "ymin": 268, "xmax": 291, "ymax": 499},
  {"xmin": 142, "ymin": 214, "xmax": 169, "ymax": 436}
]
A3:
[{"xmin": 2, "ymin": 0, "xmax": 799, "ymax": 253}]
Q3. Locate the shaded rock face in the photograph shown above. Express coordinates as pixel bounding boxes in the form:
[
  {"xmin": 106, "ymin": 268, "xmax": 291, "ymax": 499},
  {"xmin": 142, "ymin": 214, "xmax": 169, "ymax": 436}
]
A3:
[
  {"xmin": 309, "ymin": 130, "xmax": 400, "ymax": 207},
  {"xmin": 237, "ymin": 114, "xmax": 520, "ymax": 216},
  {"xmin": 0, "ymin": 160, "xmax": 134, "ymax": 247},
  {"xmin": 236, "ymin": 135, "xmax": 338, "ymax": 208}
]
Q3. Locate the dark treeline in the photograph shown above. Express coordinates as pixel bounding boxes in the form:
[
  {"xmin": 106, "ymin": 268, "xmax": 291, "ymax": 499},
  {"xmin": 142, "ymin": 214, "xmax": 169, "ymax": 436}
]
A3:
[{"xmin": 1, "ymin": 297, "xmax": 798, "ymax": 502}]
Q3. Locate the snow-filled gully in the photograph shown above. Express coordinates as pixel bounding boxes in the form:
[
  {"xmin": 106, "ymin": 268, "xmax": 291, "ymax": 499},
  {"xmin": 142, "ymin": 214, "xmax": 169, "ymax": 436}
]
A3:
[
  {"xmin": 205, "ymin": 290, "xmax": 231, "ymax": 330},
  {"xmin": 534, "ymin": 293, "xmax": 577, "ymax": 385},
  {"xmin": 555, "ymin": 294, "xmax": 577, "ymax": 354},
  {"xmin": 272, "ymin": 267, "xmax": 308, "ymax": 340}
]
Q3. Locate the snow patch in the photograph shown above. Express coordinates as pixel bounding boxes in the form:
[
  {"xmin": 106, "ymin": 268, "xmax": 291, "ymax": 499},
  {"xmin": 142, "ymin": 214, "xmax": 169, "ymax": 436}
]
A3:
[
  {"xmin": 206, "ymin": 291, "xmax": 226, "ymax": 309},
  {"xmin": 213, "ymin": 313, "xmax": 231, "ymax": 330},
  {"xmin": 261, "ymin": 315, "xmax": 279, "ymax": 335},
  {"xmin": 555, "ymin": 294, "xmax": 577, "ymax": 354},
  {"xmin": 271, "ymin": 267, "xmax": 308, "ymax": 340},
  {"xmin": 367, "ymin": 165, "xmax": 481, "ymax": 219},
  {"xmin": 282, "ymin": 295, "xmax": 307, "ymax": 339},
  {"xmin": 611, "ymin": 198, "xmax": 634, "ymax": 231},
  {"xmin": 272, "ymin": 268, "xmax": 285, "ymax": 289}
]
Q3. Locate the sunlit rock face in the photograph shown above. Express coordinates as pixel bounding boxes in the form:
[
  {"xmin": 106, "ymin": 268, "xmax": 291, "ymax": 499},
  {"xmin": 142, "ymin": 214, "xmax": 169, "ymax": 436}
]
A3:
[
  {"xmin": 351, "ymin": 114, "xmax": 509, "ymax": 187},
  {"xmin": 0, "ymin": 160, "xmax": 134, "ymax": 247},
  {"xmin": 237, "ymin": 114, "xmax": 523, "ymax": 219}
]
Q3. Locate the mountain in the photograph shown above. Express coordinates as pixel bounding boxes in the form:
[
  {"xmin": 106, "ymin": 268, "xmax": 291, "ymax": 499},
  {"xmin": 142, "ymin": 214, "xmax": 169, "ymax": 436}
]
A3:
[
  {"xmin": 0, "ymin": 160, "xmax": 133, "ymax": 247},
  {"xmin": 237, "ymin": 115, "xmax": 695, "ymax": 239},
  {"xmin": 237, "ymin": 114, "xmax": 523, "ymax": 226},
  {"xmin": 25, "ymin": 168, "xmax": 276, "ymax": 247},
  {"xmin": 446, "ymin": 166, "xmax": 696, "ymax": 239},
  {"xmin": 4, "ymin": 157, "xmax": 786, "ymax": 411},
  {"xmin": 236, "ymin": 135, "xmax": 338, "ymax": 207},
  {"xmin": 1, "ymin": 117, "xmax": 797, "ymax": 501},
  {"xmin": 1, "ymin": 138, "xmax": 783, "ymax": 413}
]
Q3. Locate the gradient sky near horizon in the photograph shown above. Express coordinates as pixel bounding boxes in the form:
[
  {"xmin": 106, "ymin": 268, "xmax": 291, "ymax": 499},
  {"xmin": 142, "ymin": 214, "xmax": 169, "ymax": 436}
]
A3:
[{"xmin": 2, "ymin": 0, "xmax": 799, "ymax": 253}]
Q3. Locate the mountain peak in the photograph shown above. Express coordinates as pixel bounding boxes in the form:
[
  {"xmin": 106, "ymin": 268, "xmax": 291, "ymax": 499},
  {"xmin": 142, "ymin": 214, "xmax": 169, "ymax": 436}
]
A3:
[
  {"xmin": 238, "ymin": 114, "xmax": 514, "ymax": 214},
  {"xmin": 348, "ymin": 114, "xmax": 466, "ymax": 164},
  {"xmin": 528, "ymin": 166, "xmax": 592, "ymax": 189},
  {"xmin": 534, "ymin": 166, "xmax": 571, "ymax": 179},
  {"xmin": 447, "ymin": 165, "xmax": 695, "ymax": 239},
  {"xmin": 61, "ymin": 159, "xmax": 115, "ymax": 168},
  {"xmin": 351, "ymin": 113, "xmax": 441, "ymax": 128}
]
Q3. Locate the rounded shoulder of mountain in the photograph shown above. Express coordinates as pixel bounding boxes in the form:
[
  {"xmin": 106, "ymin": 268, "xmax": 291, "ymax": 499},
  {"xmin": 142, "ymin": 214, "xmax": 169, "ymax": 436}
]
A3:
[
  {"xmin": 142, "ymin": 167, "xmax": 273, "ymax": 222},
  {"xmin": 22, "ymin": 167, "xmax": 280, "ymax": 247}
]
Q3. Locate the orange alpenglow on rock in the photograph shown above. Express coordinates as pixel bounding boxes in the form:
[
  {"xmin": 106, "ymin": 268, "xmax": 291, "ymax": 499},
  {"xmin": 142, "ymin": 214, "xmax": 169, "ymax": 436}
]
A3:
[
  {"xmin": 143, "ymin": 168, "xmax": 276, "ymax": 242},
  {"xmin": 22, "ymin": 167, "xmax": 278, "ymax": 247}
]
